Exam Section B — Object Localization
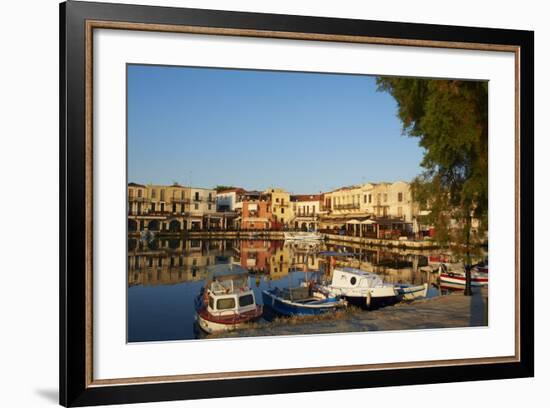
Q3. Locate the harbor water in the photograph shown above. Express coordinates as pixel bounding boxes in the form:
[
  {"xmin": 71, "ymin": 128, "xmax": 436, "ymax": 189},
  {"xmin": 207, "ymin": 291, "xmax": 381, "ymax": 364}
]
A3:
[{"xmin": 127, "ymin": 238, "xmax": 473, "ymax": 342}]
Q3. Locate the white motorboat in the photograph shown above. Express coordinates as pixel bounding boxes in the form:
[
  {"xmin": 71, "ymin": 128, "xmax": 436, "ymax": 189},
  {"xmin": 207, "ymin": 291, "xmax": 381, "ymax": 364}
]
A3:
[{"xmin": 316, "ymin": 267, "xmax": 399, "ymax": 308}]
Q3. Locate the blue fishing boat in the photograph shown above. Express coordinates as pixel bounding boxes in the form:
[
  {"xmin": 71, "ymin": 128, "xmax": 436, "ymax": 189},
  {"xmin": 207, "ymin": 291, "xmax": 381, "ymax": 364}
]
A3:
[{"xmin": 262, "ymin": 286, "xmax": 346, "ymax": 316}]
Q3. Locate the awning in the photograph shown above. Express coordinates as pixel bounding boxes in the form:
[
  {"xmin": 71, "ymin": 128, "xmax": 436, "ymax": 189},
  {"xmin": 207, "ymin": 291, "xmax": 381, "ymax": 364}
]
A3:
[
  {"xmin": 361, "ymin": 219, "xmax": 377, "ymax": 225},
  {"xmin": 345, "ymin": 219, "xmax": 361, "ymax": 224}
]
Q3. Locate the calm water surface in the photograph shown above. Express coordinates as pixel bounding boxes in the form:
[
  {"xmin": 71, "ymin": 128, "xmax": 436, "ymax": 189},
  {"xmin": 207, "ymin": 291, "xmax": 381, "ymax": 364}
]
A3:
[{"xmin": 127, "ymin": 238, "xmax": 454, "ymax": 342}]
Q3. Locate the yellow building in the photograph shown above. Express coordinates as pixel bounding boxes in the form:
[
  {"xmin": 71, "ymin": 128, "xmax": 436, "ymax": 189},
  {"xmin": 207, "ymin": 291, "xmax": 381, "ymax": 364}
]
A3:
[{"xmin": 266, "ymin": 187, "xmax": 294, "ymax": 228}]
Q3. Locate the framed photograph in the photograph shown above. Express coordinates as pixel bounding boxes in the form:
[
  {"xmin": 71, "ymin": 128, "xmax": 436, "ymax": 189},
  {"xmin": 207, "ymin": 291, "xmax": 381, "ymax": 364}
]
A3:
[{"xmin": 60, "ymin": 1, "xmax": 534, "ymax": 406}]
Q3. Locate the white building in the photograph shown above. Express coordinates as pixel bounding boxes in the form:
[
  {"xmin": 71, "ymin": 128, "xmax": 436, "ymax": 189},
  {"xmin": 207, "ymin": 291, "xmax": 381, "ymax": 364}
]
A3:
[
  {"xmin": 216, "ymin": 188, "xmax": 245, "ymax": 212},
  {"xmin": 291, "ymin": 194, "xmax": 324, "ymax": 231}
]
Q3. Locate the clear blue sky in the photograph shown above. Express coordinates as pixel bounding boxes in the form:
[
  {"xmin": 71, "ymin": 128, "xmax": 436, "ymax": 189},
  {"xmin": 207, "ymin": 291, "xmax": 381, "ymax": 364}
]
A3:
[{"xmin": 127, "ymin": 64, "xmax": 424, "ymax": 194}]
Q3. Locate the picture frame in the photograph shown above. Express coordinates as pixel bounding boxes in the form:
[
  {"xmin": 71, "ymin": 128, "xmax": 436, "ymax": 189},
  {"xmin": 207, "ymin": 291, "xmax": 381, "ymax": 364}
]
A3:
[{"xmin": 59, "ymin": 0, "xmax": 534, "ymax": 406}]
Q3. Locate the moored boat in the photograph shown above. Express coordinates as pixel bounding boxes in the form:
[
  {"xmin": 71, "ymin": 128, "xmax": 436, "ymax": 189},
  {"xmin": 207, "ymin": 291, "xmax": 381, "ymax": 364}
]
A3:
[
  {"xmin": 195, "ymin": 265, "xmax": 262, "ymax": 334},
  {"xmin": 284, "ymin": 231, "xmax": 324, "ymax": 241},
  {"xmin": 262, "ymin": 285, "xmax": 346, "ymax": 316},
  {"xmin": 317, "ymin": 267, "xmax": 400, "ymax": 308},
  {"xmin": 395, "ymin": 283, "xmax": 429, "ymax": 300},
  {"xmin": 438, "ymin": 264, "xmax": 488, "ymax": 287}
]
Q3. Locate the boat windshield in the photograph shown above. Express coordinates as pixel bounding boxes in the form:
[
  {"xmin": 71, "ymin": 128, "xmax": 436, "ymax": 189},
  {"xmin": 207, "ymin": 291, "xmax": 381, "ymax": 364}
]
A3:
[
  {"xmin": 239, "ymin": 294, "xmax": 254, "ymax": 307},
  {"xmin": 211, "ymin": 277, "xmax": 248, "ymax": 294},
  {"xmin": 216, "ymin": 297, "xmax": 236, "ymax": 310}
]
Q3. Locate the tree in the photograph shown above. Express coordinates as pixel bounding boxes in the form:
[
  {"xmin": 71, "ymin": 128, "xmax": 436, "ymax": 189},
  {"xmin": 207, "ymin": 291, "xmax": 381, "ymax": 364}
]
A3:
[
  {"xmin": 214, "ymin": 185, "xmax": 237, "ymax": 193},
  {"xmin": 376, "ymin": 77, "xmax": 488, "ymax": 295}
]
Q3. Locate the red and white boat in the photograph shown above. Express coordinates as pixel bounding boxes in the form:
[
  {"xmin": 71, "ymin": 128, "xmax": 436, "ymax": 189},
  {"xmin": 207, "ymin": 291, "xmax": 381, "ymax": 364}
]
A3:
[
  {"xmin": 195, "ymin": 265, "xmax": 262, "ymax": 334},
  {"xmin": 438, "ymin": 263, "xmax": 488, "ymax": 287}
]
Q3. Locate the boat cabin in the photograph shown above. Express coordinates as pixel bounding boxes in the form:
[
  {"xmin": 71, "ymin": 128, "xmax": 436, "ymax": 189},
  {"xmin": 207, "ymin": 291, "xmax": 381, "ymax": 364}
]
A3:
[
  {"xmin": 206, "ymin": 276, "xmax": 258, "ymax": 317},
  {"xmin": 330, "ymin": 267, "xmax": 386, "ymax": 289}
]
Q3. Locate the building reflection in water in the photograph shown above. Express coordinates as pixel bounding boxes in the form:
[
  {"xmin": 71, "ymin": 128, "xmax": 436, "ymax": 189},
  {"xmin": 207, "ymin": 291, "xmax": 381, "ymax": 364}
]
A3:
[{"xmin": 128, "ymin": 238, "xmax": 447, "ymax": 287}]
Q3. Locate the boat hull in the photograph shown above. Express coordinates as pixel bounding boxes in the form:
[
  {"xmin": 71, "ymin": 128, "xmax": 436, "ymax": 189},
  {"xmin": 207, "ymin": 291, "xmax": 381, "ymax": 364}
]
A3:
[
  {"xmin": 197, "ymin": 313, "xmax": 255, "ymax": 334},
  {"xmin": 195, "ymin": 302, "xmax": 262, "ymax": 334},
  {"xmin": 262, "ymin": 290, "xmax": 344, "ymax": 316},
  {"xmin": 343, "ymin": 294, "xmax": 399, "ymax": 309},
  {"xmin": 440, "ymin": 273, "xmax": 488, "ymax": 286},
  {"xmin": 396, "ymin": 283, "xmax": 429, "ymax": 300}
]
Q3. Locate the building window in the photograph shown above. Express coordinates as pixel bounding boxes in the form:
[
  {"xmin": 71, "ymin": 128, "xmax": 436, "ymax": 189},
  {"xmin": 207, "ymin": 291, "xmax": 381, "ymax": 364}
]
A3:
[
  {"xmin": 397, "ymin": 206, "xmax": 403, "ymax": 217},
  {"xmin": 363, "ymin": 195, "xmax": 367, "ymax": 203},
  {"xmin": 194, "ymin": 203, "xmax": 199, "ymax": 210},
  {"xmin": 208, "ymin": 204, "xmax": 212, "ymax": 210},
  {"xmin": 384, "ymin": 193, "xmax": 388, "ymax": 202},
  {"xmin": 151, "ymin": 203, "xmax": 156, "ymax": 212},
  {"xmin": 137, "ymin": 189, "xmax": 142, "ymax": 198},
  {"xmin": 195, "ymin": 191, "xmax": 199, "ymax": 201},
  {"xmin": 151, "ymin": 189, "xmax": 156, "ymax": 198},
  {"xmin": 281, "ymin": 208, "xmax": 285, "ymax": 214},
  {"xmin": 276, "ymin": 198, "xmax": 280, "ymax": 203},
  {"xmin": 128, "ymin": 189, "xmax": 133, "ymax": 198},
  {"xmin": 398, "ymin": 192, "xmax": 403, "ymax": 202},
  {"xmin": 160, "ymin": 189, "xmax": 165, "ymax": 201},
  {"xmin": 369, "ymin": 194, "xmax": 372, "ymax": 203}
]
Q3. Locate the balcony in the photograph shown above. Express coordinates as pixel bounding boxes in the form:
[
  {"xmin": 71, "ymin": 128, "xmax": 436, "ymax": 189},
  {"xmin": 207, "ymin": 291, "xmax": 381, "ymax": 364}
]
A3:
[
  {"xmin": 128, "ymin": 196, "xmax": 150, "ymax": 203},
  {"xmin": 334, "ymin": 203, "xmax": 360, "ymax": 210},
  {"xmin": 170, "ymin": 197, "xmax": 190, "ymax": 204}
]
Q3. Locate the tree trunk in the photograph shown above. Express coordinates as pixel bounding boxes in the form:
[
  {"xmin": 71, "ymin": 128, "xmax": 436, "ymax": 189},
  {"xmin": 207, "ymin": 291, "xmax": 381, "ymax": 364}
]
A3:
[{"xmin": 464, "ymin": 214, "xmax": 473, "ymax": 296}]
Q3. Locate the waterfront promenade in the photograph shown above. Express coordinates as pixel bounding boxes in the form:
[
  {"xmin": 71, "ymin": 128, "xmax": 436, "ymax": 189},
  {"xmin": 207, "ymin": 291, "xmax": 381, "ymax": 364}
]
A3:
[
  {"xmin": 129, "ymin": 230, "xmax": 439, "ymax": 249},
  {"xmin": 210, "ymin": 288, "xmax": 488, "ymax": 338}
]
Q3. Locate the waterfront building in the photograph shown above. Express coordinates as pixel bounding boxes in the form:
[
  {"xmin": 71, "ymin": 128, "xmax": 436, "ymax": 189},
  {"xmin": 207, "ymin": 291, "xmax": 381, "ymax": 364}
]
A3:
[
  {"xmin": 266, "ymin": 187, "xmax": 294, "ymax": 229},
  {"xmin": 290, "ymin": 194, "xmax": 324, "ymax": 231},
  {"xmin": 367, "ymin": 181, "xmax": 417, "ymax": 222},
  {"xmin": 127, "ymin": 183, "xmax": 234, "ymax": 232},
  {"xmin": 188, "ymin": 187, "xmax": 221, "ymax": 229},
  {"xmin": 216, "ymin": 188, "xmax": 245, "ymax": 212},
  {"xmin": 128, "ymin": 183, "xmax": 189, "ymax": 232},
  {"xmin": 240, "ymin": 191, "xmax": 272, "ymax": 230},
  {"xmin": 215, "ymin": 188, "xmax": 244, "ymax": 229},
  {"xmin": 320, "ymin": 181, "xmax": 418, "ymax": 231}
]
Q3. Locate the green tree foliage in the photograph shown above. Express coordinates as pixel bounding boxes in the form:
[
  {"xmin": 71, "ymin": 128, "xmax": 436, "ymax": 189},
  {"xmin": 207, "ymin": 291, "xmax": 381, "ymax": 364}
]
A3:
[
  {"xmin": 376, "ymin": 77, "xmax": 488, "ymax": 257},
  {"xmin": 214, "ymin": 185, "xmax": 237, "ymax": 192}
]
